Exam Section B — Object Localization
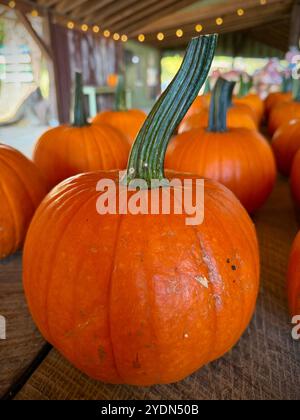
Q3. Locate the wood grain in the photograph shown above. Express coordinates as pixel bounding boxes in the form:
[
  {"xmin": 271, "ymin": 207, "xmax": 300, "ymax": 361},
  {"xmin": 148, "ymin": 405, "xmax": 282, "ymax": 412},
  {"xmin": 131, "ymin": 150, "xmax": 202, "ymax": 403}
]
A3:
[
  {"xmin": 14, "ymin": 178, "xmax": 300, "ymax": 400},
  {"xmin": 0, "ymin": 253, "xmax": 45, "ymax": 398}
]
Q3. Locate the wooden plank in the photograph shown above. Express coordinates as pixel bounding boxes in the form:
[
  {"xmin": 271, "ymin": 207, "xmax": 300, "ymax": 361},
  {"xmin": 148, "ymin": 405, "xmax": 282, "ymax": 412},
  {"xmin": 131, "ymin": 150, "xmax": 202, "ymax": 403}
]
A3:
[
  {"xmin": 14, "ymin": 178, "xmax": 300, "ymax": 400},
  {"xmin": 0, "ymin": 253, "xmax": 46, "ymax": 398},
  {"xmin": 69, "ymin": 0, "xmax": 116, "ymax": 21},
  {"xmin": 55, "ymin": 0, "xmax": 88, "ymax": 14}
]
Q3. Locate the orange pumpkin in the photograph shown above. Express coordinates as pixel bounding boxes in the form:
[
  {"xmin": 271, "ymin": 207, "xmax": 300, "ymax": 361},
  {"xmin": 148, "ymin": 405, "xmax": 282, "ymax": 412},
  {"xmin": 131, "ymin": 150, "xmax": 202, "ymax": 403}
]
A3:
[
  {"xmin": 265, "ymin": 92, "xmax": 292, "ymax": 117},
  {"xmin": 179, "ymin": 79, "xmax": 257, "ymax": 134},
  {"xmin": 290, "ymin": 148, "xmax": 300, "ymax": 209},
  {"xmin": 0, "ymin": 144, "xmax": 47, "ymax": 259},
  {"xmin": 23, "ymin": 35, "xmax": 260, "ymax": 385},
  {"xmin": 268, "ymin": 85, "xmax": 300, "ymax": 135},
  {"xmin": 287, "ymin": 232, "xmax": 300, "ymax": 317},
  {"xmin": 93, "ymin": 75, "xmax": 146, "ymax": 145},
  {"xmin": 272, "ymin": 119, "xmax": 300, "ymax": 176},
  {"xmin": 185, "ymin": 94, "xmax": 211, "ymax": 119},
  {"xmin": 34, "ymin": 73, "xmax": 130, "ymax": 190},
  {"xmin": 234, "ymin": 94, "xmax": 264, "ymax": 125},
  {"xmin": 107, "ymin": 73, "xmax": 118, "ymax": 88},
  {"xmin": 167, "ymin": 78, "xmax": 276, "ymax": 213}
]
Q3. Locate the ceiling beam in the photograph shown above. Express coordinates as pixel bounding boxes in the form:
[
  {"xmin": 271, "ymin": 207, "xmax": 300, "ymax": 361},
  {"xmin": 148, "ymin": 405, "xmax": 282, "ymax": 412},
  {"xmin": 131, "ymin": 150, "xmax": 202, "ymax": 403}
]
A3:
[
  {"xmin": 69, "ymin": 0, "xmax": 118, "ymax": 21},
  {"xmin": 55, "ymin": 0, "xmax": 88, "ymax": 14}
]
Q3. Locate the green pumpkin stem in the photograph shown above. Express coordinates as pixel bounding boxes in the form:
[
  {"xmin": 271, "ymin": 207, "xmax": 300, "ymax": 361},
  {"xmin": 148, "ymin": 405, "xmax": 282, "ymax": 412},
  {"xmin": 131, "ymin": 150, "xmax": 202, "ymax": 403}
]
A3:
[
  {"xmin": 208, "ymin": 78, "xmax": 235, "ymax": 133},
  {"xmin": 281, "ymin": 74, "xmax": 293, "ymax": 93},
  {"xmin": 293, "ymin": 79, "xmax": 300, "ymax": 102},
  {"xmin": 126, "ymin": 35, "xmax": 218, "ymax": 186},
  {"xmin": 238, "ymin": 75, "xmax": 252, "ymax": 98},
  {"xmin": 73, "ymin": 72, "xmax": 89, "ymax": 127},
  {"xmin": 115, "ymin": 74, "xmax": 127, "ymax": 111}
]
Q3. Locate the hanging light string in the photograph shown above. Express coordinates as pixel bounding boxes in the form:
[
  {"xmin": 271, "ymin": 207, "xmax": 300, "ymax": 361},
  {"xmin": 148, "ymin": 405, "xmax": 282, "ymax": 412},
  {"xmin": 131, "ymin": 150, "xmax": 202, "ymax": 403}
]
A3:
[{"xmin": 5, "ymin": 0, "xmax": 268, "ymax": 43}]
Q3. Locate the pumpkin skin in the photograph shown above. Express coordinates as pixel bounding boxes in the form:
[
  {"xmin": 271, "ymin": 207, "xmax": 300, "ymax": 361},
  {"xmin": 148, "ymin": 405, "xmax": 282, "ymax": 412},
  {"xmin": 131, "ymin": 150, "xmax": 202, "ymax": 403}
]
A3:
[
  {"xmin": 166, "ymin": 128, "xmax": 276, "ymax": 213},
  {"xmin": 185, "ymin": 94, "xmax": 210, "ymax": 118},
  {"xmin": 0, "ymin": 144, "xmax": 47, "ymax": 259},
  {"xmin": 268, "ymin": 101, "xmax": 300, "ymax": 135},
  {"xmin": 179, "ymin": 103, "xmax": 257, "ymax": 134},
  {"xmin": 290, "ymin": 148, "xmax": 300, "ymax": 209},
  {"xmin": 234, "ymin": 94, "xmax": 264, "ymax": 125},
  {"xmin": 23, "ymin": 170, "xmax": 260, "ymax": 385},
  {"xmin": 93, "ymin": 110, "xmax": 146, "ymax": 145},
  {"xmin": 265, "ymin": 92, "xmax": 292, "ymax": 117},
  {"xmin": 33, "ymin": 124, "xmax": 130, "ymax": 190},
  {"xmin": 272, "ymin": 119, "xmax": 300, "ymax": 176},
  {"xmin": 287, "ymin": 232, "xmax": 300, "ymax": 317}
]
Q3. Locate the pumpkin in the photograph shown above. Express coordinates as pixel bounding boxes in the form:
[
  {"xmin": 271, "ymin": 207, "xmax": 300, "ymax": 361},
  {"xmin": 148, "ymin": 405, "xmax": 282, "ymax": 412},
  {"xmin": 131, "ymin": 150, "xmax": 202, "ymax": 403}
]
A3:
[
  {"xmin": 93, "ymin": 75, "xmax": 146, "ymax": 145},
  {"xmin": 185, "ymin": 94, "xmax": 211, "ymax": 118},
  {"xmin": 287, "ymin": 232, "xmax": 300, "ymax": 317},
  {"xmin": 166, "ymin": 78, "xmax": 276, "ymax": 214},
  {"xmin": 265, "ymin": 92, "xmax": 292, "ymax": 117},
  {"xmin": 234, "ymin": 75, "xmax": 264, "ymax": 125},
  {"xmin": 290, "ymin": 148, "xmax": 300, "ymax": 209},
  {"xmin": 23, "ymin": 35, "xmax": 260, "ymax": 386},
  {"xmin": 107, "ymin": 73, "xmax": 118, "ymax": 88},
  {"xmin": 34, "ymin": 73, "xmax": 130, "ymax": 190},
  {"xmin": 272, "ymin": 119, "xmax": 300, "ymax": 176},
  {"xmin": 179, "ymin": 79, "xmax": 257, "ymax": 134},
  {"xmin": 0, "ymin": 144, "xmax": 47, "ymax": 259},
  {"xmin": 268, "ymin": 82, "xmax": 300, "ymax": 135}
]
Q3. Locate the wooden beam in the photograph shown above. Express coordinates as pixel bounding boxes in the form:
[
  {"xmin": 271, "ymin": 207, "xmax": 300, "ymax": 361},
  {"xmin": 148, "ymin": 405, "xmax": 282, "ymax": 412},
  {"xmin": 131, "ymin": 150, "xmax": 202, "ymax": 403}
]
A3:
[
  {"xmin": 55, "ymin": 0, "xmax": 88, "ymax": 14},
  {"xmin": 36, "ymin": 0, "xmax": 60, "ymax": 6},
  {"xmin": 69, "ymin": 0, "xmax": 116, "ymax": 20},
  {"xmin": 289, "ymin": 0, "xmax": 300, "ymax": 47},
  {"xmin": 15, "ymin": 9, "xmax": 53, "ymax": 60}
]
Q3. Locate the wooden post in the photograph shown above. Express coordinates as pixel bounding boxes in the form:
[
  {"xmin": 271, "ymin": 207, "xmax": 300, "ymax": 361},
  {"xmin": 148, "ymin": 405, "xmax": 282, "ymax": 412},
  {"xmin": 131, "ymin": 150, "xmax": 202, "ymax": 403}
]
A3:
[{"xmin": 290, "ymin": 0, "xmax": 300, "ymax": 48}]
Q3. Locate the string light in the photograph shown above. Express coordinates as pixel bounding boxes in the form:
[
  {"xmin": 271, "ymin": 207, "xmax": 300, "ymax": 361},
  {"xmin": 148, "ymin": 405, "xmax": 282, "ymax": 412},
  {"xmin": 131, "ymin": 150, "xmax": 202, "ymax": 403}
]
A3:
[
  {"xmin": 81, "ymin": 24, "xmax": 88, "ymax": 32},
  {"xmin": 176, "ymin": 29, "xmax": 183, "ymax": 38},
  {"xmin": 31, "ymin": 9, "xmax": 38, "ymax": 17},
  {"xmin": 103, "ymin": 30, "xmax": 110, "ymax": 38},
  {"xmin": 8, "ymin": 1, "xmax": 16, "ymax": 8},
  {"xmin": 260, "ymin": 0, "xmax": 267, "ymax": 4},
  {"xmin": 121, "ymin": 34, "xmax": 128, "ymax": 42},
  {"xmin": 237, "ymin": 8, "xmax": 244, "ymax": 16},
  {"xmin": 113, "ymin": 33, "xmax": 120, "ymax": 41},
  {"xmin": 67, "ymin": 21, "xmax": 75, "ymax": 30},
  {"xmin": 195, "ymin": 24, "xmax": 203, "ymax": 33},
  {"xmin": 157, "ymin": 32, "xmax": 165, "ymax": 41},
  {"xmin": 138, "ymin": 34, "xmax": 145, "ymax": 42},
  {"xmin": 93, "ymin": 25, "xmax": 100, "ymax": 33},
  {"xmin": 216, "ymin": 17, "xmax": 223, "ymax": 26}
]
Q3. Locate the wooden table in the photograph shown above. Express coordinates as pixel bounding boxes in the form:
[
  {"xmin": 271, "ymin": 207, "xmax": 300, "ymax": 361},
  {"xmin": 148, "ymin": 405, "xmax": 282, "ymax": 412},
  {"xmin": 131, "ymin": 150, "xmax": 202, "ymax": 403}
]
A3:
[{"xmin": 1, "ymin": 177, "xmax": 300, "ymax": 400}]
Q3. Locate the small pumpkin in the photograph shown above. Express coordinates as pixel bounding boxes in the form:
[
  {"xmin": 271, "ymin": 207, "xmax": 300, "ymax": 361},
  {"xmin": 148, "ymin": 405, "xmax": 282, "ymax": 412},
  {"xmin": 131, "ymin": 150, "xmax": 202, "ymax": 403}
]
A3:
[
  {"xmin": 287, "ymin": 232, "xmax": 300, "ymax": 317},
  {"xmin": 23, "ymin": 35, "xmax": 260, "ymax": 386},
  {"xmin": 34, "ymin": 73, "xmax": 130, "ymax": 190},
  {"xmin": 93, "ymin": 75, "xmax": 146, "ymax": 145},
  {"xmin": 166, "ymin": 78, "xmax": 276, "ymax": 213},
  {"xmin": 234, "ymin": 76, "xmax": 264, "ymax": 125},
  {"xmin": 272, "ymin": 119, "xmax": 300, "ymax": 176},
  {"xmin": 290, "ymin": 148, "xmax": 300, "ymax": 209},
  {"xmin": 265, "ymin": 75, "xmax": 293, "ymax": 117},
  {"xmin": 0, "ymin": 144, "xmax": 47, "ymax": 259},
  {"xmin": 179, "ymin": 79, "xmax": 257, "ymax": 134},
  {"xmin": 268, "ymin": 82, "xmax": 300, "ymax": 135}
]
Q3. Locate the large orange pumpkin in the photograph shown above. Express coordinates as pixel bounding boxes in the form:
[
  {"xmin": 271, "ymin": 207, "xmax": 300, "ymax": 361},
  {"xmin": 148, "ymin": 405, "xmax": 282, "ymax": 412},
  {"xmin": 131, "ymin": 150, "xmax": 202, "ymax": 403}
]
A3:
[
  {"xmin": 179, "ymin": 79, "xmax": 257, "ymax": 134},
  {"xmin": 265, "ymin": 92, "xmax": 292, "ymax": 117},
  {"xmin": 287, "ymin": 232, "xmax": 300, "ymax": 317},
  {"xmin": 268, "ymin": 85, "xmax": 300, "ymax": 135},
  {"xmin": 272, "ymin": 119, "xmax": 300, "ymax": 176},
  {"xmin": 34, "ymin": 73, "xmax": 130, "ymax": 190},
  {"xmin": 167, "ymin": 78, "xmax": 276, "ymax": 213},
  {"xmin": 290, "ymin": 148, "xmax": 300, "ymax": 209},
  {"xmin": 23, "ymin": 35, "xmax": 260, "ymax": 386},
  {"xmin": 93, "ymin": 75, "xmax": 146, "ymax": 145},
  {"xmin": 0, "ymin": 144, "xmax": 47, "ymax": 259}
]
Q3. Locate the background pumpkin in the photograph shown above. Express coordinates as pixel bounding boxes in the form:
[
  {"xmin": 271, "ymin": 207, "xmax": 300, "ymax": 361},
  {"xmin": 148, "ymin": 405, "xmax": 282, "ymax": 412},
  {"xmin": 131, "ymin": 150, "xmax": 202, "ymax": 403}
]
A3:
[
  {"xmin": 265, "ymin": 75, "xmax": 293, "ymax": 117},
  {"xmin": 179, "ymin": 79, "xmax": 257, "ymax": 134},
  {"xmin": 234, "ymin": 75, "xmax": 264, "ymax": 125},
  {"xmin": 287, "ymin": 232, "xmax": 300, "ymax": 317},
  {"xmin": 23, "ymin": 35, "xmax": 260, "ymax": 386},
  {"xmin": 268, "ymin": 82, "xmax": 300, "ymax": 135},
  {"xmin": 34, "ymin": 73, "xmax": 130, "ymax": 190},
  {"xmin": 93, "ymin": 75, "xmax": 146, "ymax": 145},
  {"xmin": 0, "ymin": 144, "xmax": 47, "ymax": 259},
  {"xmin": 272, "ymin": 119, "xmax": 300, "ymax": 176},
  {"xmin": 167, "ymin": 78, "xmax": 276, "ymax": 213}
]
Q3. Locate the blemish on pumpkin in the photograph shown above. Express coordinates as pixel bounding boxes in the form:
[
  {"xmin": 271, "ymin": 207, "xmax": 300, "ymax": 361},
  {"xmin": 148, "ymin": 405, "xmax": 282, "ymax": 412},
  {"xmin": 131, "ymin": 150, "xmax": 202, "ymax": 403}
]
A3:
[
  {"xmin": 226, "ymin": 258, "xmax": 231, "ymax": 264},
  {"xmin": 98, "ymin": 346, "xmax": 106, "ymax": 362},
  {"xmin": 194, "ymin": 275, "xmax": 209, "ymax": 289},
  {"xmin": 133, "ymin": 353, "xmax": 141, "ymax": 369},
  {"xmin": 231, "ymin": 265, "xmax": 237, "ymax": 271}
]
